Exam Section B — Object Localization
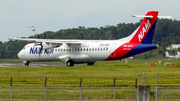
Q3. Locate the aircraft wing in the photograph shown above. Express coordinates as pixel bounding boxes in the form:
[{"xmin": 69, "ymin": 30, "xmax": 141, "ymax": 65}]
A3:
[{"xmin": 8, "ymin": 37, "xmax": 89, "ymax": 47}]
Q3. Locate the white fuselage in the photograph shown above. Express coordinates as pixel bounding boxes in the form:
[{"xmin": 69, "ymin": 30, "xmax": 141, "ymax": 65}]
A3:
[{"xmin": 18, "ymin": 40, "xmax": 126, "ymax": 63}]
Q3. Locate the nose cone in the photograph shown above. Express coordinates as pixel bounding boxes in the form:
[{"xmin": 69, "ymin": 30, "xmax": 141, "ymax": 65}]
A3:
[{"xmin": 18, "ymin": 51, "xmax": 22, "ymax": 59}]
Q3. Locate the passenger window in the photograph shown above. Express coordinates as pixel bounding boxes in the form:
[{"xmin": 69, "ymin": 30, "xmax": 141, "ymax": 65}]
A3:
[
  {"xmin": 69, "ymin": 49, "xmax": 71, "ymax": 51},
  {"xmin": 84, "ymin": 48, "xmax": 85, "ymax": 51},
  {"xmin": 106, "ymin": 48, "xmax": 108, "ymax": 51},
  {"xmin": 66, "ymin": 49, "xmax": 68, "ymax": 51}
]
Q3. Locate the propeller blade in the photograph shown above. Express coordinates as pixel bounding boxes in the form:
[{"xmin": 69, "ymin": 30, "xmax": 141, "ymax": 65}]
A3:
[
  {"xmin": 44, "ymin": 49, "xmax": 48, "ymax": 54},
  {"xmin": 39, "ymin": 43, "xmax": 43, "ymax": 56}
]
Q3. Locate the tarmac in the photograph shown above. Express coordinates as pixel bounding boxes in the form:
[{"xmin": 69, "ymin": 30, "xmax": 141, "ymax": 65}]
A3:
[
  {"xmin": 0, "ymin": 61, "xmax": 87, "ymax": 67},
  {"xmin": 0, "ymin": 62, "xmax": 67, "ymax": 67}
]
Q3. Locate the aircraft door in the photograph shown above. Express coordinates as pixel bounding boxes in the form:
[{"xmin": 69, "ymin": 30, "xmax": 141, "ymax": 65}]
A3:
[{"xmin": 110, "ymin": 43, "xmax": 117, "ymax": 58}]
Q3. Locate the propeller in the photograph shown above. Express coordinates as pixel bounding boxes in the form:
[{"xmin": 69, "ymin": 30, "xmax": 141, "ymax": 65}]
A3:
[
  {"xmin": 39, "ymin": 42, "xmax": 43, "ymax": 56},
  {"xmin": 37, "ymin": 32, "xmax": 48, "ymax": 56},
  {"xmin": 37, "ymin": 42, "xmax": 49, "ymax": 56}
]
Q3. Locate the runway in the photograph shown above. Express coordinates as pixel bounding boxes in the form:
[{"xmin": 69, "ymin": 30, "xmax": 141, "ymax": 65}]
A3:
[
  {"xmin": 0, "ymin": 61, "xmax": 87, "ymax": 67},
  {"xmin": 0, "ymin": 62, "xmax": 67, "ymax": 67}
]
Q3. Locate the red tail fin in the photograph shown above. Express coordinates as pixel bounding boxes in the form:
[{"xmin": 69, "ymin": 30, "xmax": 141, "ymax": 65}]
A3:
[{"xmin": 129, "ymin": 11, "xmax": 158, "ymax": 44}]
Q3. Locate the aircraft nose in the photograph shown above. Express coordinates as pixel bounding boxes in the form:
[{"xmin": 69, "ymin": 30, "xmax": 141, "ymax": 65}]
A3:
[{"xmin": 18, "ymin": 51, "xmax": 23, "ymax": 59}]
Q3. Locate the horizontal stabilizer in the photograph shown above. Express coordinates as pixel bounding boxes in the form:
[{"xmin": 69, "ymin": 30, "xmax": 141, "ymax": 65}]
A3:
[
  {"xmin": 132, "ymin": 14, "xmax": 172, "ymax": 19},
  {"xmin": 157, "ymin": 16, "xmax": 173, "ymax": 19},
  {"xmin": 132, "ymin": 15, "xmax": 153, "ymax": 18}
]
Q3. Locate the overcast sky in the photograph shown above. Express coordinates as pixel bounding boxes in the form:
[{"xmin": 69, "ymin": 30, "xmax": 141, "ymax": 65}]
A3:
[{"xmin": 0, "ymin": 0, "xmax": 179, "ymax": 42}]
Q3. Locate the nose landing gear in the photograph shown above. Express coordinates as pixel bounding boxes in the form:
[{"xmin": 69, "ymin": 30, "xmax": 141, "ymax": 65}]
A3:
[{"xmin": 24, "ymin": 61, "xmax": 30, "ymax": 66}]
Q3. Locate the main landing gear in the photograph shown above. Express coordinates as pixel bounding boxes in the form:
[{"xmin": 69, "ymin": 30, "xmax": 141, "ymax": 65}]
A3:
[
  {"xmin": 87, "ymin": 62, "xmax": 95, "ymax": 65},
  {"xmin": 66, "ymin": 60, "xmax": 74, "ymax": 67},
  {"xmin": 66, "ymin": 60, "xmax": 95, "ymax": 67}
]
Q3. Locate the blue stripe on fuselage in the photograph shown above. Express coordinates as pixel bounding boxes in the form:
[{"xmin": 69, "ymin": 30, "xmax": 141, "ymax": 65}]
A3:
[{"xmin": 120, "ymin": 44, "xmax": 157, "ymax": 59}]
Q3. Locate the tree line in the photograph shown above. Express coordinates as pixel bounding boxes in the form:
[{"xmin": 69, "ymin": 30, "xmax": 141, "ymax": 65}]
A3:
[{"xmin": 0, "ymin": 19, "xmax": 180, "ymax": 59}]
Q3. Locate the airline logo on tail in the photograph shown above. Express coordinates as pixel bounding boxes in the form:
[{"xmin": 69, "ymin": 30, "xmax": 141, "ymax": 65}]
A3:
[
  {"xmin": 130, "ymin": 11, "xmax": 159, "ymax": 44},
  {"xmin": 138, "ymin": 20, "xmax": 151, "ymax": 42}
]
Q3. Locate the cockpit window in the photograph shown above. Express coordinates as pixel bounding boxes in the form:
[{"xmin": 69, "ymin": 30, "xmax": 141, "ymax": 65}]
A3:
[{"xmin": 23, "ymin": 47, "xmax": 26, "ymax": 50}]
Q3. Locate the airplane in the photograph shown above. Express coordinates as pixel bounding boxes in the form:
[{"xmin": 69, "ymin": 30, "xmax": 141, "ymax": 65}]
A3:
[
  {"xmin": 27, "ymin": 26, "xmax": 35, "ymax": 31},
  {"xmin": 9, "ymin": 11, "xmax": 172, "ymax": 66},
  {"xmin": 165, "ymin": 51, "xmax": 180, "ymax": 59}
]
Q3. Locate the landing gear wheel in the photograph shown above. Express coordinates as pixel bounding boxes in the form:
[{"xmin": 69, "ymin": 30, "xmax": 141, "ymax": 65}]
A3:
[
  {"xmin": 87, "ymin": 62, "xmax": 95, "ymax": 65},
  {"xmin": 24, "ymin": 61, "xmax": 30, "ymax": 66},
  {"xmin": 66, "ymin": 60, "xmax": 74, "ymax": 67}
]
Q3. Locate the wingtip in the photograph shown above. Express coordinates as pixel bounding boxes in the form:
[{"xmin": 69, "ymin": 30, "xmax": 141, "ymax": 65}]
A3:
[
  {"xmin": 8, "ymin": 37, "xmax": 12, "ymax": 40},
  {"xmin": 132, "ymin": 14, "xmax": 136, "ymax": 17}
]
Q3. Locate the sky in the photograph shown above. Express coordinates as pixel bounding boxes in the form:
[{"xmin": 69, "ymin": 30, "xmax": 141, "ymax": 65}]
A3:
[{"xmin": 0, "ymin": 0, "xmax": 179, "ymax": 42}]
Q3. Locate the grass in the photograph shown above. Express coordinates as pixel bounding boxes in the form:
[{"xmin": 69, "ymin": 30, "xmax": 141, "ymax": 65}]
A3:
[
  {"xmin": 0, "ymin": 59, "xmax": 180, "ymax": 100},
  {"xmin": 0, "ymin": 59, "xmax": 22, "ymax": 62},
  {"xmin": 0, "ymin": 59, "xmax": 180, "ymax": 87}
]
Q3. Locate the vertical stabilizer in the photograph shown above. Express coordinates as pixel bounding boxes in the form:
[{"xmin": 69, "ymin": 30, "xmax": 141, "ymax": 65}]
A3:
[{"xmin": 129, "ymin": 11, "xmax": 158, "ymax": 44}]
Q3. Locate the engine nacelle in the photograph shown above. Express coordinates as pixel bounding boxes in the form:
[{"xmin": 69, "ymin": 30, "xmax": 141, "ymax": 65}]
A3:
[
  {"xmin": 42, "ymin": 42, "xmax": 61, "ymax": 49},
  {"xmin": 35, "ymin": 42, "xmax": 61, "ymax": 49}
]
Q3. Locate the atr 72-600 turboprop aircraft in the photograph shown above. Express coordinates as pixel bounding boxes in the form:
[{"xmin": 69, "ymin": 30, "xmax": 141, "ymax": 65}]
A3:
[{"xmin": 9, "ymin": 11, "xmax": 172, "ymax": 66}]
